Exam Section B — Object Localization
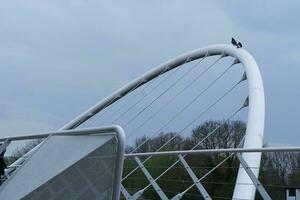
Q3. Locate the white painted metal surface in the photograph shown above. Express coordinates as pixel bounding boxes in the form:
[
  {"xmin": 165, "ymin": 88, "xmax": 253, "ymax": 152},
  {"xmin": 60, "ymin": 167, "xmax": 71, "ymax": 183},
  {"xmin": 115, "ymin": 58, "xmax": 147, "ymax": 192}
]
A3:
[{"xmin": 229, "ymin": 47, "xmax": 265, "ymax": 200}]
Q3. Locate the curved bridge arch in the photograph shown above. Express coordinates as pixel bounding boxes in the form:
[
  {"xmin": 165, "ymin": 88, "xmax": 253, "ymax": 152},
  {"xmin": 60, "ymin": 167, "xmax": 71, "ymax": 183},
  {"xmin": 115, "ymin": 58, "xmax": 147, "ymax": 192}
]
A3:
[
  {"xmin": 9, "ymin": 44, "xmax": 264, "ymax": 200},
  {"xmin": 62, "ymin": 44, "xmax": 265, "ymax": 200}
]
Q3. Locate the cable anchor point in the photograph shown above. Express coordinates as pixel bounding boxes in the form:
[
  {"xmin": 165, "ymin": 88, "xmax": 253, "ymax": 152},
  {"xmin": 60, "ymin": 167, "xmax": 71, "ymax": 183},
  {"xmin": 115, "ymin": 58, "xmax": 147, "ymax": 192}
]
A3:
[{"xmin": 242, "ymin": 96, "xmax": 249, "ymax": 108}]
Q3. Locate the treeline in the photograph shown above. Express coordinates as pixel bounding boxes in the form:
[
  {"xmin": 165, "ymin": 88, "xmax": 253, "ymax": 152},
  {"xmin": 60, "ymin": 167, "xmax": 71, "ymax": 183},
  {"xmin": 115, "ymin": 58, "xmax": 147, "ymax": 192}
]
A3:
[
  {"xmin": 5, "ymin": 139, "xmax": 42, "ymax": 165},
  {"xmin": 123, "ymin": 120, "xmax": 300, "ymax": 200}
]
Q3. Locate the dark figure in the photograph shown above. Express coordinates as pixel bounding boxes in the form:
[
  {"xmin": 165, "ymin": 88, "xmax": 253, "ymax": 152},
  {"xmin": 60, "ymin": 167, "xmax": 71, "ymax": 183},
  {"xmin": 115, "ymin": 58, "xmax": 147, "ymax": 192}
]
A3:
[
  {"xmin": 231, "ymin": 37, "xmax": 243, "ymax": 48},
  {"xmin": 0, "ymin": 149, "xmax": 6, "ymax": 176}
]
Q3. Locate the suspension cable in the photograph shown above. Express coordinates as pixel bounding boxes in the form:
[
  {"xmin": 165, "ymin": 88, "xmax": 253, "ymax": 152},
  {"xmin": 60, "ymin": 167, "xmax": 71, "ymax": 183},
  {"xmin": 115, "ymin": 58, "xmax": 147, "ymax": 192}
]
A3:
[
  {"xmin": 176, "ymin": 136, "xmax": 246, "ymax": 198},
  {"xmin": 109, "ymin": 63, "xmax": 183, "ymax": 125},
  {"xmin": 83, "ymin": 63, "xmax": 178, "ymax": 128},
  {"xmin": 130, "ymin": 60, "xmax": 239, "ymax": 153},
  {"xmin": 122, "ymin": 104, "xmax": 244, "ymax": 181},
  {"xmin": 120, "ymin": 56, "xmax": 209, "ymax": 128},
  {"xmin": 101, "ymin": 83, "xmax": 151, "ymax": 125},
  {"xmin": 153, "ymin": 108, "xmax": 246, "ymax": 182},
  {"xmin": 126, "ymin": 56, "xmax": 226, "ymax": 139},
  {"xmin": 75, "ymin": 96, "xmax": 118, "ymax": 128},
  {"xmin": 122, "ymin": 75, "xmax": 246, "ymax": 181}
]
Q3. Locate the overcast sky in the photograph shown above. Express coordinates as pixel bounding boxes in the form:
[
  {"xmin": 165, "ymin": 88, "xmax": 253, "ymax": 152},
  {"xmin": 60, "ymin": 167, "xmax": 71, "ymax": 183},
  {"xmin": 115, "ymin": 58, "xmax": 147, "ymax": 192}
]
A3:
[{"xmin": 0, "ymin": 1, "xmax": 299, "ymax": 148}]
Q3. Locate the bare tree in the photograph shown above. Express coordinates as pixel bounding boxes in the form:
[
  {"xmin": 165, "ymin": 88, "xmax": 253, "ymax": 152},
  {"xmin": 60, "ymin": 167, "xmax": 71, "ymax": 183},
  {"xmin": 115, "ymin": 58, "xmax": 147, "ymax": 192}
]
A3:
[{"xmin": 5, "ymin": 139, "xmax": 42, "ymax": 165}]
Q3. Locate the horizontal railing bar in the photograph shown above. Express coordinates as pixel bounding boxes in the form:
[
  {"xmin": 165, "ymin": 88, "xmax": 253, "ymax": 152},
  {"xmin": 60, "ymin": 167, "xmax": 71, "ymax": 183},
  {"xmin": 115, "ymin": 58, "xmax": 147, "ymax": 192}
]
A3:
[
  {"xmin": 0, "ymin": 134, "xmax": 51, "ymax": 141},
  {"xmin": 0, "ymin": 126, "xmax": 120, "ymax": 142},
  {"xmin": 125, "ymin": 147, "xmax": 300, "ymax": 157}
]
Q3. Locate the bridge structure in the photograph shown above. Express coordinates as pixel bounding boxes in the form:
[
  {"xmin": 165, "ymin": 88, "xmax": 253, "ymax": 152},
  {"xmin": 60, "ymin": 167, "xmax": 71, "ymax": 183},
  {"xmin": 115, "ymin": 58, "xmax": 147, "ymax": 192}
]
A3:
[{"xmin": 0, "ymin": 44, "xmax": 299, "ymax": 200}]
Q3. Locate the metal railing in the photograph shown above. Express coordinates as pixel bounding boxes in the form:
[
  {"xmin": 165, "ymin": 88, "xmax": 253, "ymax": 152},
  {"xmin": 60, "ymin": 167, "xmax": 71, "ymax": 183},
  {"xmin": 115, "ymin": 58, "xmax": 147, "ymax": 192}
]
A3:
[
  {"xmin": 122, "ymin": 147, "xmax": 300, "ymax": 200},
  {"xmin": 0, "ymin": 126, "xmax": 125, "ymax": 200}
]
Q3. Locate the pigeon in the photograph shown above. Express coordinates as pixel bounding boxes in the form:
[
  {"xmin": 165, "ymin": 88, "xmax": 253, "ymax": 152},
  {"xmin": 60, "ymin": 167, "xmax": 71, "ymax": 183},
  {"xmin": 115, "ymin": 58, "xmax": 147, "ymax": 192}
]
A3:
[
  {"xmin": 231, "ymin": 37, "xmax": 243, "ymax": 48},
  {"xmin": 237, "ymin": 42, "xmax": 243, "ymax": 48},
  {"xmin": 231, "ymin": 37, "xmax": 238, "ymax": 46}
]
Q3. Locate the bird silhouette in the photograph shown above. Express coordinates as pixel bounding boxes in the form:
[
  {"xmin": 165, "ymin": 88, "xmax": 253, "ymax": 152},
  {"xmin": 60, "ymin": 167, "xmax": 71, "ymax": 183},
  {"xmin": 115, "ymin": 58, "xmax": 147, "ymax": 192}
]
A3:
[
  {"xmin": 231, "ymin": 37, "xmax": 238, "ymax": 46},
  {"xmin": 231, "ymin": 37, "xmax": 243, "ymax": 48},
  {"xmin": 237, "ymin": 42, "xmax": 243, "ymax": 48}
]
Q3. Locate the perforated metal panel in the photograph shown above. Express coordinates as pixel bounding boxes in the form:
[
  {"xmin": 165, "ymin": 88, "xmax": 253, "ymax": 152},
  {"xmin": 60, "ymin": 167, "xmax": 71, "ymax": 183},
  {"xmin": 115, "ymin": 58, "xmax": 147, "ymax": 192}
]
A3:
[
  {"xmin": 0, "ymin": 127, "xmax": 125, "ymax": 200},
  {"xmin": 22, "ymin": 138, "xmax": 116, "ymax": 200}
]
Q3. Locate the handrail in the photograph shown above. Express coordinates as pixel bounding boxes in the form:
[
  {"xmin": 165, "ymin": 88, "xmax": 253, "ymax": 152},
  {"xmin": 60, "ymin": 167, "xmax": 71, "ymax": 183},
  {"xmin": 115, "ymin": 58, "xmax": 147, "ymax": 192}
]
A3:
[
  {"xmin": 0, "ymin": 125, "xmax": 122, "ymax": 142},
  {"xmin": 124, "ymin": 147, "xmax": 300, "ymax": 157},
  {"xmin": 0, "ymin": 125, "xmax": 125, "ymax": 200}
]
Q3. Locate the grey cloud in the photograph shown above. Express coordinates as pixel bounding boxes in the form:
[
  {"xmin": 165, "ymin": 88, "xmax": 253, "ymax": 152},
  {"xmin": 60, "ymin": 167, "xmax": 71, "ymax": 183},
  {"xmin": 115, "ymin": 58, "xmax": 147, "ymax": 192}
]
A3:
[
  {"xmin": 0, "ymin": 0, "xmax": 299, "ymax": 148},
  {"xmin": 220, "ymin": 1, "xmax": 300, "ymax": 36}
]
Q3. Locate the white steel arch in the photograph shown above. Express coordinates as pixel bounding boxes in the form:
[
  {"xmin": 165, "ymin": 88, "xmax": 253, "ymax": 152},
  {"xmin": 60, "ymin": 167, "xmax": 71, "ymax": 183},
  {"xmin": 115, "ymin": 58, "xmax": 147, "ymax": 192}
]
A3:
[
  {"xmin": 62, "ymin": 44, "xmax": 265, "ymax": 200},
  {"xmin": 11, "ymin": 44, "xmax": 265, "ymax": 200}
]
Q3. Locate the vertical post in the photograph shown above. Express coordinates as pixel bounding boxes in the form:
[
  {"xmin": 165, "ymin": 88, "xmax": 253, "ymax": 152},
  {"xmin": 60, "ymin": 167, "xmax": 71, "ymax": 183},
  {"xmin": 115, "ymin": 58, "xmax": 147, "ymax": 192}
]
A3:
[{"xmin": 112, "ymin": 126, "xmax": 126, "ymax": 200}]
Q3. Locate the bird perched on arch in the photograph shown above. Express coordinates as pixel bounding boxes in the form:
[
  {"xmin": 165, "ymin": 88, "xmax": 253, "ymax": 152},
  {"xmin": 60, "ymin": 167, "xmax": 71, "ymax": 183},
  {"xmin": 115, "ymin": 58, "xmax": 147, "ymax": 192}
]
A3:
[{"xmin": 231, "ymin": 37, "xmax": 243, "ymax": 48}]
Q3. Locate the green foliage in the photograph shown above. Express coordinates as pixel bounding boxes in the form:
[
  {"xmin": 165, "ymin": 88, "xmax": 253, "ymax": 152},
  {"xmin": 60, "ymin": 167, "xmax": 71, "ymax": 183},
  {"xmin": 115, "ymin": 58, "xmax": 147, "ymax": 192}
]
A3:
[{"xmin": 122, "ymin": 120, "xmax": 300, "ymax": 200}]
